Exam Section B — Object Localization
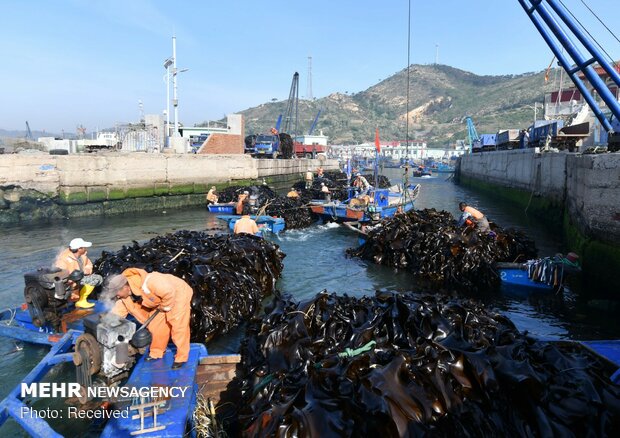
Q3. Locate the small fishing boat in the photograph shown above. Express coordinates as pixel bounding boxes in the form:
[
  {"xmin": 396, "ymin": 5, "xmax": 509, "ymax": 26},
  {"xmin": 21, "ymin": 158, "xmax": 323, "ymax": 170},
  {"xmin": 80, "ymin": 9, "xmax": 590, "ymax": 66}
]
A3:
[
  {"xmin": 207, "ymin": 202, "xmax": 236, "ymax": 214},
  {"xmin": 495, "ymin": 256, "xmax": 580, "ymax": 293},
  {"xmin": 496, "ymin": 262, "xmax": 556, "ymax": 291},
  {"xmin": 412, "ymin": 166, "xmax": 432, "ymax": 177},
  {"xmin": 310, "ymin": 185, "xmax": 419, "ymax": 223},
  {"xmin": 216, "ymin": 214, "xmax": 286, "ymax": 234}
]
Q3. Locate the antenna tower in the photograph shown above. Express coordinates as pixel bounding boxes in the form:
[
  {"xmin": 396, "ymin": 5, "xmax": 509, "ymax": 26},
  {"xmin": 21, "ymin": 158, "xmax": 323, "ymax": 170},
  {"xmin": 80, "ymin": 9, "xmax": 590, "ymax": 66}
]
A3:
[{"xmin": 307, "ymin": 56, "xmax": 313, "ymax": 100}]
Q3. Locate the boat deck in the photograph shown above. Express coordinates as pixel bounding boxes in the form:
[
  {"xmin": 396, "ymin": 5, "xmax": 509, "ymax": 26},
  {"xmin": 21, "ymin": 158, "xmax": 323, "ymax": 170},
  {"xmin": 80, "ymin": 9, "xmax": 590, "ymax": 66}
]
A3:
[{"xmin": 101, "ymin": 343, "xmax": 208, "ymax": 437}]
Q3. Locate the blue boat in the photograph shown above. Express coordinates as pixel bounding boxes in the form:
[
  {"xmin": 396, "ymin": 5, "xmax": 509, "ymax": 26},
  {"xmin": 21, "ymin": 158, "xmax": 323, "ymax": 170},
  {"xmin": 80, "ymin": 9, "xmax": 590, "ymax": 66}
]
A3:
[
  {"xmin": 207, "ymin": 202, "xmax": 236, "ymax": 214},
  {"xmin": 310, "ymin": 185, "xmax": 419, "ymax": 223},
  {"xmin": 0, "ymin": 301, "xmax": 237, "ymax": 437},
  {"xmin": 496, "ymin": 263, "xmax": 555, "ymax": 291},
  {"xmin": 216, "ymin": 214, "xmax": 286, "ymax": 234}
]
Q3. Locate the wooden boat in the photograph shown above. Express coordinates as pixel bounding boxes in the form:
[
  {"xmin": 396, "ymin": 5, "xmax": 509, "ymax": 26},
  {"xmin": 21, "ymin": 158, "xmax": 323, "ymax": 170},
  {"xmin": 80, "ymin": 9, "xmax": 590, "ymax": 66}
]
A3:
[
  {"xmin": 216, "ymin": 214, "xmax": 286, "ymax": 234},
  {"xmin": 310, "ymin": 185, "xmax": 419, "ymax": 223},
  {"xmin": 207, "ymin": 202, "xmax": 236, "ymax": 214}
]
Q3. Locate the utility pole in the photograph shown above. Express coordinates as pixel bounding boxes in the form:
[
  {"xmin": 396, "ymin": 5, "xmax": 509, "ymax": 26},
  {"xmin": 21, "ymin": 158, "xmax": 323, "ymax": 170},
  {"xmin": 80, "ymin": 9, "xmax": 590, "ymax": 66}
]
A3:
[
  {"xmin": 171, "ymin": 36, "xmax": 189, "ymax": 138},
  {"xmin": 435, "ymin": 44, "xmax": 439, "ymax": 65}
]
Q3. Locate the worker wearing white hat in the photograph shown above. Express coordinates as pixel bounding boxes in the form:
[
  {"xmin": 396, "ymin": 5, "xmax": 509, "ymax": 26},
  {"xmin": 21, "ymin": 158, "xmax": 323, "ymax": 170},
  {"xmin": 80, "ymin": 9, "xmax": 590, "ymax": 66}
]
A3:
[{"xmin": 55, "ymin": 238, "xmax": 103, "ymax": 308}]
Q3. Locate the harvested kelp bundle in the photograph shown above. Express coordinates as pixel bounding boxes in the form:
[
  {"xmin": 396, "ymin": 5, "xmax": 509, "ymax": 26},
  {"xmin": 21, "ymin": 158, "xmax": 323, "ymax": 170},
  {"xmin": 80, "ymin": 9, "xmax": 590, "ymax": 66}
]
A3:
[
  {"xmin": 94, "ymin": 230, "xmax": 285, "ymax": 343},
  {"xmin": 217, "ymin": 185, "xmax": 277, "ymax": 205},
  {"xmin": 235, "ymin": 291, "xmax": 620, "ymax": 437},
  {"xmin": 264, "ymin": 196, "xmax": 315, "ymax": 230},
  {"xmin": 348, "ymin": 208, "xmax": 537, "ymax": 291},
  {"xmin": 293, "ymin": 170, "xmax": 392, "ymax": 201}
]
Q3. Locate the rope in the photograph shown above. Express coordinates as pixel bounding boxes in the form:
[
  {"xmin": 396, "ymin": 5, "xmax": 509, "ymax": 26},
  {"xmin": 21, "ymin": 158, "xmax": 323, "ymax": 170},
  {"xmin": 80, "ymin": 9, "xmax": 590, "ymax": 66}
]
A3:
[
  {"xmin": 0, "ymin": 308, "xmax": 16, "ymax": 326},
  {"xmin": 579, "ymin": 0, "xmax": 620, "ymax": 46},
  {"xmin": 337, "ymin": 340, "xmax": 377, "ymax": 358},
  {"xmin": 558, "ymin": 0, "xmax": 619, "ymax": 67}
]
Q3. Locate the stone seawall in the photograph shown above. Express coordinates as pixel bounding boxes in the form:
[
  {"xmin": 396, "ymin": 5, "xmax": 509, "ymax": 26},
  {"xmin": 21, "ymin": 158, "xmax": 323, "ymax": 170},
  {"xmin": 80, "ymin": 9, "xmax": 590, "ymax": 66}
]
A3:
[
  {"xmin": 458, "ymin": 150, "xmax": 620, "ymax": 295},
  {"xmin": 0, "ymin": 153, "xmax": 339, "ymax": 223}
]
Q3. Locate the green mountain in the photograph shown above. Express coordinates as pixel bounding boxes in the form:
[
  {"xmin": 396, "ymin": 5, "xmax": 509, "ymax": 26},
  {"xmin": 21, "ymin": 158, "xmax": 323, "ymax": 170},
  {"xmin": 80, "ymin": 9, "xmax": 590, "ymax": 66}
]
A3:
[{"xmin": 237, "ymin": 64, "xmax": 560, "ymax": 146}]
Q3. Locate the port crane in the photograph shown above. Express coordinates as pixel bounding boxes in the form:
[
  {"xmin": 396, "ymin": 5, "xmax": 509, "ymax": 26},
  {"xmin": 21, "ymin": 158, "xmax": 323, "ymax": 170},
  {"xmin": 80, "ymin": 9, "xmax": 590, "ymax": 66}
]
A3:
[
  {"xmin": 519, "ymin": 0, "xmax": 620, "ymax": 150},
  {"xmin": 281, "ymin": 72, "xmax": 300, "ymax": 136},
  {"xmin": 25, "ymin": 121, "xmax": 33, "ymax": 141},
  {"xmin": 466, "ymin": 116, "xmax": 481, "ymax": 152}
]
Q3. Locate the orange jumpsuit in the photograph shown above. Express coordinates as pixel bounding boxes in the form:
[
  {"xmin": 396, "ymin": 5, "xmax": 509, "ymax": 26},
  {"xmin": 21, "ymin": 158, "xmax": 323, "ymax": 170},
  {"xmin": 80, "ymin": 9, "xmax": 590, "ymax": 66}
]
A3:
[
  {"xmin": 236, "ymin": 193, "xmax": 248, "ymax": 215},
  {"xmin": 55, "ymin": 248, "xmax": 94, "ymax": 275},
  {"xmin": 234, "ymin": 216, "xmax": 259, "ymax": 234},
  {"xmin": 118, "ymin": 268, "xmax": 194, "ymax": 363}
]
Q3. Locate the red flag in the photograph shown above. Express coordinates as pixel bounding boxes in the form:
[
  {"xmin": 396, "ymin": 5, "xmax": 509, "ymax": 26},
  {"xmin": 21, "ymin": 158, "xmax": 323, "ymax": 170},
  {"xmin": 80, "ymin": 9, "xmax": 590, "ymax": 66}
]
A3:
[{"xmin": 375, "ymin": 128, "xmax": 381, "ymax": 153}]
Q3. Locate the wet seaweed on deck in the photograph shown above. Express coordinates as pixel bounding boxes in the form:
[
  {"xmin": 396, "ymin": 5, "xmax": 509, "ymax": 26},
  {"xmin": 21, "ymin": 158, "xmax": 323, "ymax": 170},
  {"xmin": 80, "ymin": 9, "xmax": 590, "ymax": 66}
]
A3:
[
  {"xmin": 93, "ymin": 230, "xmax": 285, "ymax": 342},
  {"xmin": 234, "ymin": 291, "xmax": 620, "ymax": 437}
]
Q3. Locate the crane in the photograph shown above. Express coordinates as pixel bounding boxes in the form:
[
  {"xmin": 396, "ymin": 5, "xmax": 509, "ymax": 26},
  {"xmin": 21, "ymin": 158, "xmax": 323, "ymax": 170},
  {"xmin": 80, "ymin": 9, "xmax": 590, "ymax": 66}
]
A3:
[
  {"xmin": 519, "ymin": 0, "xmax": 620, "ymax": 149},
  {"xmin": 466, "ymin": 117, "xmax": 481, "ymax": 152},
  {"xmin": 25, "ymin": 121, "xmax": 33, "ymax": 141},
  {"xmin": 281, "ymin": 72, "xmax": 299, "ymax": 136},
  {"xmin": 308, "ymin": 109, "xmax": 322, "ymax": 135}
]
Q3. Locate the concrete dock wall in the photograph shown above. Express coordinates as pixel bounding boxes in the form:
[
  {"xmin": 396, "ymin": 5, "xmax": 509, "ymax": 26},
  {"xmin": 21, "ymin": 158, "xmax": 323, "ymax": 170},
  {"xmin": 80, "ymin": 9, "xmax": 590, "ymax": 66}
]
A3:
[
  {"xmin": 458, "ymin": 150, "xmax": 620, "ymax": 294},
  {"xmin": 0, "ymin": 153, "xmax": 339, "ymax": 223}
]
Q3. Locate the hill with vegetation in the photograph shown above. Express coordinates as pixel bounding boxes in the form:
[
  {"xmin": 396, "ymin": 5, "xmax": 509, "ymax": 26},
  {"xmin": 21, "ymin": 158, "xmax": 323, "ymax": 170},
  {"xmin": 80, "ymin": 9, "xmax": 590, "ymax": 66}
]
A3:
[{"xmin": 234, "ymin": 64, "xmax": 560, "ymax": 147}]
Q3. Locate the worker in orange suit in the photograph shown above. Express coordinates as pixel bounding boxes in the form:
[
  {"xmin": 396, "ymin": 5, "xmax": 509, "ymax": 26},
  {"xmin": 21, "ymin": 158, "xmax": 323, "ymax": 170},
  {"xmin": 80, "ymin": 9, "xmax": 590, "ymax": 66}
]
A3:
[
  {"xmin": 236, "ymin": 190, "xmax": 249, "ymax": 215},
  {"xmin": 55, "ymin": 238, "xmax": 103, "ymax": 308},
  {"xmin": 458, "ymin": 201, "xmax": 490, "ymax": 232},
  {"xmin": 105, "ymin": 268, "xmax": 193, "ymax": 369}
]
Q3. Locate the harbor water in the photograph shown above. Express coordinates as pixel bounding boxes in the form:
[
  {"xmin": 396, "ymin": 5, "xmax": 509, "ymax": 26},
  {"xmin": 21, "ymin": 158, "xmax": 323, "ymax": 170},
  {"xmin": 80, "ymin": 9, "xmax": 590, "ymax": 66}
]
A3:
[{"xmin": 0, "ymin": 169, "xmax": 618, "ymax": 435}]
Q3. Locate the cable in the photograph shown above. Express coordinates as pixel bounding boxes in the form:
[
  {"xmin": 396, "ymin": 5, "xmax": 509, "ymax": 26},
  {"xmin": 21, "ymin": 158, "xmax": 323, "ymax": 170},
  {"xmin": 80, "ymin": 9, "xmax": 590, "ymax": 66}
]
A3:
[
  {"xmin": 558, "ymin": 0, "xmax": 619, "ymax": 68},
  {"xmin": 579, "ymin": 0, "xmax": 620, "ymax": 46}
]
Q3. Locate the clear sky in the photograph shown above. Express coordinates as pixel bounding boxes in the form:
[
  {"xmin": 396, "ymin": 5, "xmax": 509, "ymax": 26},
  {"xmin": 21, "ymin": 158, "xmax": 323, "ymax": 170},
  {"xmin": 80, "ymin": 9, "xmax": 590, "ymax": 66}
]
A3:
[{"xmin": 1, "ymin": 0, "xmax": 619, "ymax": 133}]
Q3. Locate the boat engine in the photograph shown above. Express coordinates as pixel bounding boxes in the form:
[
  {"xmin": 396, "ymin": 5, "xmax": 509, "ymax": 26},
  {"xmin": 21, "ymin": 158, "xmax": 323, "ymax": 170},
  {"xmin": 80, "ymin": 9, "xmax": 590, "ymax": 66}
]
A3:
[
  {"xmin": 74, "ymin": 313, "xmax": 139, "ymax": 386},
  {"xmin": 23, "ymin": 267, "xmax": 84, "ymax": 330}
]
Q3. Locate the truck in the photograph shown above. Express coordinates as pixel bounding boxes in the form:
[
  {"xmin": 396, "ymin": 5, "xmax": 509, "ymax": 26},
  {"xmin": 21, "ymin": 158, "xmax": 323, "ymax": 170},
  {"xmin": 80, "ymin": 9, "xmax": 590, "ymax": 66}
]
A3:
[
  {"xmin": 292, "ymin": 140, "xmax": 327, "ymax": 158},
  {"xmin": 496, "ymin": 129, "xmax": 520, "ymax": 150},
  {"xmin": 253, "ymin": 133, "xmax": 293, "ymax": 159},
  {"xmin": 82, "ymin": 132, "xmax": 122, "ymax": 153}
]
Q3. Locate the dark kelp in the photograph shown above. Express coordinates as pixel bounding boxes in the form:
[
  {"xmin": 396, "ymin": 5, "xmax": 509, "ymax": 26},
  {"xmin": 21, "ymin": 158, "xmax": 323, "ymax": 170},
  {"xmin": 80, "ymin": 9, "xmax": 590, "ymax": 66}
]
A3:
[
  {"xmin": 93, "ymin": 230, "xmax": 285, "ymax": 342},
  {"xmin": 235, "ymin": 292, "xmax": 620, "ymax": 437},
  {"xmin": 292, "ymin": 170, "xmax": 392, "ymax": 202},
  {"xmin": 348, "ymin": 208, "xmax": 537, "ymax": 292}
]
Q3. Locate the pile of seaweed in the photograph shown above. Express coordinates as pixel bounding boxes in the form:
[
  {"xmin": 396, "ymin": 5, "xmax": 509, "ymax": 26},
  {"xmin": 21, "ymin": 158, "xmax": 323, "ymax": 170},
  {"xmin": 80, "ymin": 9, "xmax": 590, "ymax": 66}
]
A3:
[
  {"xmin": 93, "ymin": 230, "xmax": 285, "ymax": 343},
  {"xmin": 217, "ymin": 185, "xmax": 276, "ymax": 205},
  {"xmin": 348, "ymin": 208, "xmax": 537, "ymax": 292},
  {"xmin": 215, "ymin": 184, "xmax": 315, "ymax": 229},
  {"xmin": 292, "ymin": 171, "xmax": 392, "ymax": 201},
  {"xmin": 264, "ymin": 196, "xmax": 315, "ymax": 230},
  {"xmin": 234, "ymin": 291, "xmax": 620, "ymax": 436}
]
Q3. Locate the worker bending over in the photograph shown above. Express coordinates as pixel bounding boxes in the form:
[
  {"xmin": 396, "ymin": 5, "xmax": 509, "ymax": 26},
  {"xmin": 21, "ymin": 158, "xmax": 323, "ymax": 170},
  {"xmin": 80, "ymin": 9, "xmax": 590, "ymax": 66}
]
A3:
[
  {"xmin": 458, "ymin": 202, "xmax": 490, "ymax": 232},
  {"xmin": 106, "ymin": 268, "xmax": 193, "ymax": 369},
  {"xmin": 286, "ymin": 188, "xmax": 299, "ymax": 198},
  {"xmin": 206, "ymin": 186, "xmax": 218, "ymax": 204},
  {"xmin": 234, "ymin": 205, "xmax": 259, "ymax": 235},
  {"xmin": 236, "ymin": 190, "xmax": 250, "ymax": 215},
  {"xmin": 353, "ymin": 173, "xmax": 372, "ymax": 196},
  {"xmin": 55, "ymin": 238, "xmax": 102, "ymax": 308}
]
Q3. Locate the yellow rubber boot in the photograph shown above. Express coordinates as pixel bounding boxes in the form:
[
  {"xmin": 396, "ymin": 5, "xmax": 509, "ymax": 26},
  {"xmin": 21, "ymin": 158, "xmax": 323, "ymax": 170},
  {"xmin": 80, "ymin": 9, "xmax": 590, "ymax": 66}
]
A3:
[{"xmin": 75, "ymin": 284, "xmax": 95, "ymax": 309}]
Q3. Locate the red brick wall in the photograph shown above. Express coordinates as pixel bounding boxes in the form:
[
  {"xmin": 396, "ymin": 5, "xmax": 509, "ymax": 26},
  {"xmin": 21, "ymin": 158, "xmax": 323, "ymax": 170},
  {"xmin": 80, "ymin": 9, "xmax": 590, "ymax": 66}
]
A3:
[
  {"xmin": 198, "ymin": 134, "xmax": 244, "ymax": 154},
  {"xmin": 197, "ymin": 116, "xmax": 245, "ymax": 154}
]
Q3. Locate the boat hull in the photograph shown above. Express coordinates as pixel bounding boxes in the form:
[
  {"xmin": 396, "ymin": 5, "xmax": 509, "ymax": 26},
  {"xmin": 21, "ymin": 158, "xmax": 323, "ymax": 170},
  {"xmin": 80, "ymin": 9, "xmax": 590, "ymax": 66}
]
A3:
[
  {"xmin": 216, "ymin": 214, "xmax": 285, "ymax": 234},
  {"xmin": 207, "ymin": 203, "xmax": 236, "ymax": 214}
]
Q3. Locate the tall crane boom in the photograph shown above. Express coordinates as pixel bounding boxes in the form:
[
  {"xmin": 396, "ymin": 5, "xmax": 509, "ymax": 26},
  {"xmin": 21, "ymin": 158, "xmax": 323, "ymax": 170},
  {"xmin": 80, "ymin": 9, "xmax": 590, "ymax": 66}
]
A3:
[
  {"xmin": 466, "ymin": 117, "xmax": 481, "ymax": 152},
  {"xmin": 282, "ymin": 72, "xmax": 299, "ymax": 136},
  {"xmin": 308, "ymin": 110, "xmax": 321, "ymax": 135},
  {"xmin": 25, "ymin": 121, "xmax": 33, "ymax": 141},
  {"xmin": 519, "ymin": 0, "xmax": 620, "ymax": 135}
]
